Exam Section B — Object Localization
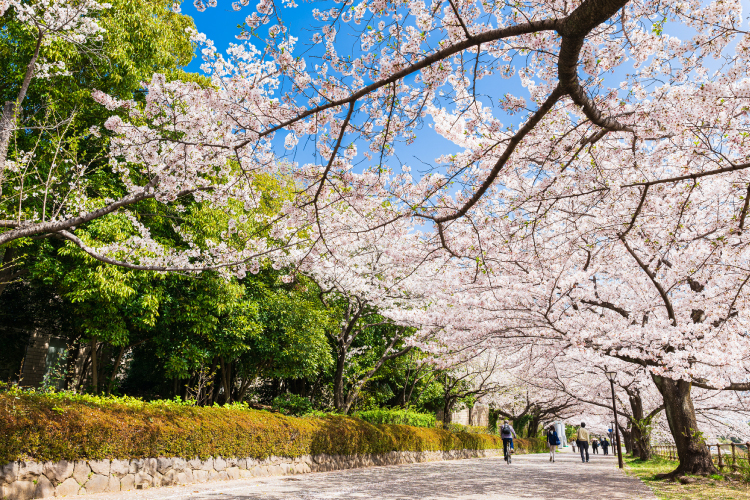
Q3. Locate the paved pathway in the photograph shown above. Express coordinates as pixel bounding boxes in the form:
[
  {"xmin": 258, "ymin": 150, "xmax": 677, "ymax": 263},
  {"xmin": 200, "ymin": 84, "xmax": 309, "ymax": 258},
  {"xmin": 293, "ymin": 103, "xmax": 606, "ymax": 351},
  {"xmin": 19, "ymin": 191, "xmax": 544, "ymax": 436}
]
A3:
[{"xmin": 63, "ymin": 452, "xmax": 655, "ymax": 500}]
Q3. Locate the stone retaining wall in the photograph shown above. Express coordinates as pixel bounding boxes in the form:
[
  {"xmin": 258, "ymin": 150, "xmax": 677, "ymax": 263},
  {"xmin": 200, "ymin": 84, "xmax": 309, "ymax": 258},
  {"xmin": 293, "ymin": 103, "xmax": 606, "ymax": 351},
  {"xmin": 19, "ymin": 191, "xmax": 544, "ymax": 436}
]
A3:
[{"xmin": 0, "ymin": 448, "xmax": 502, "ymax": 499}]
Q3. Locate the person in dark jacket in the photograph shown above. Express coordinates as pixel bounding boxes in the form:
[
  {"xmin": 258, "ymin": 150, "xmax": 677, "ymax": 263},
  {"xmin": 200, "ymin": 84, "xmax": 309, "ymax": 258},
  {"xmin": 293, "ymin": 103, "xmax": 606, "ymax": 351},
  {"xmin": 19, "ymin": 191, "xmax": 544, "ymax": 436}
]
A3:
[
  {"xmin": 546, "ymin": 425, "xmax": 561, "ymax": 462},
  {"xmin": 592, "ymin": 438, "xmax": 599, "ymax": 454},
  {"xmin": 601, "ymin": 437, "xmax": 610, "ymax": 455}
]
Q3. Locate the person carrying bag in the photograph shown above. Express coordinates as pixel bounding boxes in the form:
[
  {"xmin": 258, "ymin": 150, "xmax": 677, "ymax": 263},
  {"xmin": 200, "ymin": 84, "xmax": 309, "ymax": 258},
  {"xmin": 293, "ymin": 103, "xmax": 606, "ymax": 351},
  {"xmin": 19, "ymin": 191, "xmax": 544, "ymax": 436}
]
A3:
[{"xmin": 546, "ymin": 425, "xmax": 561, "ymax": 462}]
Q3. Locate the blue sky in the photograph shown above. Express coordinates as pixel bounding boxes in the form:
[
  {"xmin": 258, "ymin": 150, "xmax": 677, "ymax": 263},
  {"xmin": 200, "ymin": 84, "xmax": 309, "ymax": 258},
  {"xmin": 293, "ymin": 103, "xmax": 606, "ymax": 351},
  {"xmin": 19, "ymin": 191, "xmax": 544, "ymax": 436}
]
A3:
[{"xmin": 179, "ymin": 0, "xmax": 526, "ymax": 180}]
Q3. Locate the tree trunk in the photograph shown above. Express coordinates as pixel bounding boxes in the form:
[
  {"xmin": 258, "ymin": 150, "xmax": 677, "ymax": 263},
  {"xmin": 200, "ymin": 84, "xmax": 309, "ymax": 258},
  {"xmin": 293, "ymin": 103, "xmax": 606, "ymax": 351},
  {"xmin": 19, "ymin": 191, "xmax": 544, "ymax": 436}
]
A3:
[
  {"xmin": 219, "ymin": 356, "xmax": 231, "ymax": 404},
  {"xmin": 652, "ymin": 375, "xmax": 717, "ymax": 477},
  {"xmin": 528, "ymin": 415, "xmax": 541, "ymax": 438},
  {"xmin": 89, "ymin": 338, "xmax": 98, "ymax": 394},
  {"xmin": 628, "ymin": 392, "xmax": 653, "ymax": 460},
  {"xmin": 106, "ymin": 345, "xmax": 126, "ymax": 396},
  {"xmin": 63, "ymin": 342, "xmax": 81, "ymax": 390},
  {"xmin": 333, "ymin": 343, "xmax": 346, "ymax": 412},
  {"xmin": 442, "ymin": 399, "xmax": 454, "ymax": 429},
  {"xmin": 620, "ymin": 425, "xmax": 633, "ymax": 454}
]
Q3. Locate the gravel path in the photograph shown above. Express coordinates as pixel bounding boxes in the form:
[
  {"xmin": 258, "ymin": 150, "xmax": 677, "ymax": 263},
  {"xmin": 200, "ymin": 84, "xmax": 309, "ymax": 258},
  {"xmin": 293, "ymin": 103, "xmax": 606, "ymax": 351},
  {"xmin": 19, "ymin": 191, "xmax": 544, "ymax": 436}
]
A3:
[{"xmin": 60, "ymin": 452, "xmax": 655, "ymax": 500}]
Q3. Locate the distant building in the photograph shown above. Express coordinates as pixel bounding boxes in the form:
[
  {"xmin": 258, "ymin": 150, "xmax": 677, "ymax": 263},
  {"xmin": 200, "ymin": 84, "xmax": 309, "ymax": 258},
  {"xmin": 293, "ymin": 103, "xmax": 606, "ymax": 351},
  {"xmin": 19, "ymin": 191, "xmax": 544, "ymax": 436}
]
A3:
[{"xmin": 437, "ymin": 402, "xmax": 489, "ymax": 427}]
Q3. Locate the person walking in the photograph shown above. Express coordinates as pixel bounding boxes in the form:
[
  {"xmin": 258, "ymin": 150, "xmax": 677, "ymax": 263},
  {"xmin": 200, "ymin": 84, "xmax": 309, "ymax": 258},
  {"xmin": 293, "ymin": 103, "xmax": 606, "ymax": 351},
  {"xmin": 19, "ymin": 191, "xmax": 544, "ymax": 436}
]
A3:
[
  {"xmin": 592, "ymin": 438, "xmax": 599, "ymax": 454},
  {"xmin": 601, "ymin": 437, "xmax": 610, "ymax": 455},
  {"xmin": 575, "ymin": 422, "xmax": 591, "ymax": 463},
  {"xmin": 546, "ymin": 425, "xmax": 561, "ymax": 462},
  {"xmin": 570, "ymin": 439, "xmax": 577, "ymax": 453},
  {"xmin": 500, "ymin": 420, "xmax": 517, "ymax": 464}
]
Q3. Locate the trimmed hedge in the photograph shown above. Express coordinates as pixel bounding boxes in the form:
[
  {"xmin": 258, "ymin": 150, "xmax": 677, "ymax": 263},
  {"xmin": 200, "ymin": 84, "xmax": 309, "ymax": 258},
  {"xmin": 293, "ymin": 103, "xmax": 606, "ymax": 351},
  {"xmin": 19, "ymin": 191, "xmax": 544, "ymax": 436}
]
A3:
[
  {"xmin": 354, "ymin": 408, "xmax": 436, "ymax": 428},
  {"xmin": 0, "ymin": 391, "xmax": 509, "ymax": 464}
]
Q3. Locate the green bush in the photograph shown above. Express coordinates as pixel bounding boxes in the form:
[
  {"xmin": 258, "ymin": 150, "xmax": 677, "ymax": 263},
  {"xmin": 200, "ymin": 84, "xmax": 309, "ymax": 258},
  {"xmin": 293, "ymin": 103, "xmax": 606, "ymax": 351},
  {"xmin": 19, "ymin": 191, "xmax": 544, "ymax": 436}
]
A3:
[
  {"xmin": 354, "ymin": 407, "xmax": 436, "ymax": 428},
  {"xmin": 515, "ymin": 437, "xmax": 547, "ymax": 454},
  {"xmin": 0, "ymin": 389, "xmax": 506, "ymax": 463},
  {"xmin": 272, "ymin": 393, "xmax": 312, "ymax": 416},
  {"xmin": 440, "ymin": 422, "xmax": 492, "ymax": 434}
]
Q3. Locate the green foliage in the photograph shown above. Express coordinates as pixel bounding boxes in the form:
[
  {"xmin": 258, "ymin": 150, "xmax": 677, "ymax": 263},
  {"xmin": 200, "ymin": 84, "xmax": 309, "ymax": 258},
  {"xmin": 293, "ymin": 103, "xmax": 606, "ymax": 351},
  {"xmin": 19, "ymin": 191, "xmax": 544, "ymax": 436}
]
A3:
[
  {"xmin": 517, "ymin": 437, "xmax": 548, "ymax": 454},
  {"xmin": 0, "ymin": 390, "xmax": 506, "ymax": 463},
  {"xmin": 354, "ymin": 408, "xmax": 436, "ymax": 428},
  {"xmin": 272, "ymin": 394, "xmax": 313, "ymax": 416}
]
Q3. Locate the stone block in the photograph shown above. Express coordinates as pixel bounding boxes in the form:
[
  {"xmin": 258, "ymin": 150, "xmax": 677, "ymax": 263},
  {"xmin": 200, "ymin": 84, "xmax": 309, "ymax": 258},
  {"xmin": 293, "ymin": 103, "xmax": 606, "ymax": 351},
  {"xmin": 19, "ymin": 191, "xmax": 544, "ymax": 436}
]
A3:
[
  {"xmin": 151, "ymin": 471, "xmax": 164, "ymax": 488},
  {"xmin": 213, "ymin": 457, "xmax": 226, "ymax": 471},
  {"xmin": 120, "ymin": 474, "xmax": 135, "ymax": 491},
  {"xmin": 18, "ymin": 462, "xmax": 43, "ymax": 481},
  {"xmin": 193, "ymin": 470, "xmax": 209, "ymax": 483},
  {"xmin": 156, "ymin": 457, "xmax": 172, "ymax": 475},
  {"xmin": 88, "ymin": 459, "xmax": 110, "ymax": 476},
  {"xmin": 172, "ymin": 458, "xmax": 186, "ymax": 472},
  {"xmin": 33, "ymin": 474, "xmax": 55, "ymax": 499},
  {"xmin": 143, "ymin": 458, "xmax": 158, "ymax": 476},
  {"xmin": 84, "ymin": 474, "xmax": 109, "ymax": 494},
  {"xmin": 40, "ymin": 461, "xmax": 72, "ymax": 485},
  {"xmin": 199, "ymin": 458, "xmax": 214, "ymax": 471},
  {"xmin": 294, "ymin": 463, "xmax": 311, "ymax": 474},
  {"xmin": 175, "ymin": 472, "xmax": 189, "ymax": 485},
  {"xmin": 108, "ymin": 474, "xmax": 120, "ymax": 492},
  {"xmin": 183, "ymin": 468, "xmax": 194, "ymax": 483},
  {"xmin": 188, "ymin": 458, "xmax": 202, "ymax": 469},
  {"xmin": 1, "ymin": 462, "xmax": 19, "ymax": 484},
  {"xmin": 134, "ymin": 472, "xmax": 153, "ymax": 487},
  {"xmin": 208, "ymin": 470, "xmax": 220, "ymax": 482},
  {"xmin": 5, "ymin": 481, "xmax": 36, "ymax": 500},
  {"xmin": 162, "ymin": 469, "xmax": 178, "ymax": 486},
  {"xmin": 226, "ymin": 458, "xmax": 237, "ymax": 467},
  {"xmin": 110, "ymin": 459, "xmax": 129, "ymax": 476},
  {"xmin": 226, "ymin": 467, "xmax": 239, "ymax": 480},
  {"xmin": 267, "ymin": 465, "xmax": 284, "ymax": 476},
  {"xmin": 237, "ymin": 459, "xmax": 247, "ymax": 470},
  {"xmin": 238, "ymin": 470, "xmax": 252, "ymax": 479},
  {"xmin": 55, "ymin": 477, "xmax": 80, "ymax": 497},
  {"xmin": 72, "ymin": 462, "xmax": 90, "ymax": 486}
]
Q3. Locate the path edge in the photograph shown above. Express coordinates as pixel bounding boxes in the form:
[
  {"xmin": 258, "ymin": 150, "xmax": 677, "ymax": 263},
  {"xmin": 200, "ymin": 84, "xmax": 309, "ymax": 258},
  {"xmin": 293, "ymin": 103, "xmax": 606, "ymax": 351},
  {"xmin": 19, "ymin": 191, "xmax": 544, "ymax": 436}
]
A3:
[{"xmin": 1, "ymin": 448, "xmax": 506, "ymax": 499}]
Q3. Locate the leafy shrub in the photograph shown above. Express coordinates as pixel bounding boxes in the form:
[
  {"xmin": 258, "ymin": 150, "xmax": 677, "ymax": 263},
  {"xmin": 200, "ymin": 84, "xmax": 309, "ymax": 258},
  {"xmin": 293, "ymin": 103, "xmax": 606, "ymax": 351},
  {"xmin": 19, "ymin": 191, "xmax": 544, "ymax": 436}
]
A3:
[
  {"xmin": 515, "ymin": 437, "xmax": 547, "ymax": 454},
  {"xmin": 0, "ymin": 389, "xmax": 506, "ymax": 463},
  {"xmin": 440, "ymin": 422, "xmax": 492, "ymax": 434},
  {"xmin": 272, "ymin": 393, "xmax": 312, "ymax": 416},
  {"xmin": 354, "ymin": 407, "xmax": 436, "ymax": 428}
]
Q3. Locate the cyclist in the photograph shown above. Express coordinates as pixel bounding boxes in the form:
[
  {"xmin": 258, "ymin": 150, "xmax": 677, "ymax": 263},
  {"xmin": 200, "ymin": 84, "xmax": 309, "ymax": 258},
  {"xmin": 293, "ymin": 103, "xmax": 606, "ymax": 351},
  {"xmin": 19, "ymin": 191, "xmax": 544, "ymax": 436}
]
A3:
[{"xmin": 500, "ymin": 420, "xmax": 517, "ymax": 464}]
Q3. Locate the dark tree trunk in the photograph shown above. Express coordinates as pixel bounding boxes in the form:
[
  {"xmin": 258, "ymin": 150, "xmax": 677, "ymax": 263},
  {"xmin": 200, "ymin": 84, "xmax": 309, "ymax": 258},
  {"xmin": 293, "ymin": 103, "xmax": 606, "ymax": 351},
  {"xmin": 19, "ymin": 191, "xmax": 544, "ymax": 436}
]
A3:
[
  {"xmin": 105, "ymin": 345, "xmax": 126, "ymax": 396},
  {"xmin": 333, "ymin": 342, "xmax": 346, "ymax": 412},
  {"xmin": 652, "ymin": 375, "xmax": 717, "ymax": 477},
  {"xmin": 528, "ymin": 415, "xmax": 541, "ymax": 438},
  {"xmin": 64, "ymin": 342, "xmax": 81, "ymax": 390},
  {"xmin": 442, "ymin": 399, "xmax": 454, "ymax": 429},
  {"xmin": 89, "ymin": 338, "xmax": 98, "ymax": 394},
  {"xmin": 620, "ymin": 425, "xmax": 633, "ymax": 454},
  {"xmin": 628, "ymin": 392, "xmax": 653, "ymax": 460}
]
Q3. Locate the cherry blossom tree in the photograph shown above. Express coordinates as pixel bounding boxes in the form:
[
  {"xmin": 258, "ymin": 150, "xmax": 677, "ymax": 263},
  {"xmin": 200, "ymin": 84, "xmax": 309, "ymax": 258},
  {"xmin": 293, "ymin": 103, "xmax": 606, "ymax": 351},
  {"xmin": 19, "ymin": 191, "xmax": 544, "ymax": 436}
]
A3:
[{"xmin": 6, "ymin": 0, "xmax": 750, "ymax": 476}]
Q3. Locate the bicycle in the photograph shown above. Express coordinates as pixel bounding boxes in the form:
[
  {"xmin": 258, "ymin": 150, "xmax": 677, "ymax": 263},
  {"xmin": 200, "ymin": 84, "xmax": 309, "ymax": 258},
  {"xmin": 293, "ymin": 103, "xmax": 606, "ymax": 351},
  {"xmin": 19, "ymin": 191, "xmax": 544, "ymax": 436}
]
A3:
[{"xmin": 503, "ymin": 438, "xmax": 513, "ymax": 464}]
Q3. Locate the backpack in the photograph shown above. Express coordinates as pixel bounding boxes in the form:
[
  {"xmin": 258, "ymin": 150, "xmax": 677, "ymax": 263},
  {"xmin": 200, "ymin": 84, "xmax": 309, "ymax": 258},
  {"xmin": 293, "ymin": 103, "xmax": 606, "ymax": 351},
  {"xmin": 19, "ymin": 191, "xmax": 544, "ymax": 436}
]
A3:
[{"xmin": 502, "ymin": 424, "xmax": 511, "ymax": 434}]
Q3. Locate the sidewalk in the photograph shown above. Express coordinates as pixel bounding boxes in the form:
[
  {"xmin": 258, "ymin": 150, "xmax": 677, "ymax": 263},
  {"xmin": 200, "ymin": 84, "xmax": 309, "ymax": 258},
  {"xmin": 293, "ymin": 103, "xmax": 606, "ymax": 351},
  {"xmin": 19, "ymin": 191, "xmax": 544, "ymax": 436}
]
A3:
[{"xmin": 57, "ymin": 452, "xmax": 655, "ymax": 500}]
